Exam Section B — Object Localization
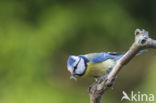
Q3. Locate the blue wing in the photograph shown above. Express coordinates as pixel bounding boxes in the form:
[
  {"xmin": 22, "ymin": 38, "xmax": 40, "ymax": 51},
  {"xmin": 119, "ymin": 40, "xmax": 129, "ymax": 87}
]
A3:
[
  {"xmin": 85, "ymin": 52, "xmax": 124, "ymax": 63},
  {"xmin": 79, "ymin": 50, "xmax": 146, "ymax": 63}
]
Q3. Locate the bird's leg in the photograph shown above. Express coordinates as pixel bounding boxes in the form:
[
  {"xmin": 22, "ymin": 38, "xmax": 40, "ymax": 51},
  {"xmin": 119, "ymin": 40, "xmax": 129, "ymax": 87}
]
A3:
[
  {"xmin": 95, "ymin": 75, "xmax": 105, "ymax": 83},
  {"xmin": 88, "ymin": 75, "xmax": 103, "ymax": 93},
  {"xmin": 107, "ymin": 68, "xmax": 113, "ymax": 74}
]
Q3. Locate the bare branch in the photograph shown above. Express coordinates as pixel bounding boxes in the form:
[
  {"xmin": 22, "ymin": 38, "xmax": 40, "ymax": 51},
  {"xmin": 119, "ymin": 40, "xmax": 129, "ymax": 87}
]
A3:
[{"xmin": 89, "ymin": 29, "xmax": 156, "ymax": 103}]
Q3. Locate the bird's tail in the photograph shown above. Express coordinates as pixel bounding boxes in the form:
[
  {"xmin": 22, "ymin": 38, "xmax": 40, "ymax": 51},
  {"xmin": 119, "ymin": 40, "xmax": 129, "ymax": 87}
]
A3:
[
  {"xmin": 115, "ymin": 50, "xmax": 147, "ymax": 61},
  {"xmin": 136, "ymin": 50, "xmax": 148, "ymax": 55}
]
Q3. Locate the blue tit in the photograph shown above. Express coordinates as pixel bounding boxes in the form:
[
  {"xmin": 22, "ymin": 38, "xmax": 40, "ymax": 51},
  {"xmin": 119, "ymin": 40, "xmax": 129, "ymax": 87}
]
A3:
[{"xmin": 67, "ymin": 50, "xmax": 146, "ymax": 80}]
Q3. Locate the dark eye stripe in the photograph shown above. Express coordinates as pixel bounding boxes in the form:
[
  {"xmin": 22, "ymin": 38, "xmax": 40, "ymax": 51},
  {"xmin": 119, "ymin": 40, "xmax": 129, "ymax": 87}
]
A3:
[{"xmin": 73, "ymin": 58, "xmax": 81, "ymax": 72}]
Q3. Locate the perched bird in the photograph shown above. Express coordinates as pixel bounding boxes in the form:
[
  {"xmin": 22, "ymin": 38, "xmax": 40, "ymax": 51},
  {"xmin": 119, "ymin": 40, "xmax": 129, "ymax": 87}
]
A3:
[{"xmin": 67, "ymin": 50, "xmax": 146, "ymax": 80}]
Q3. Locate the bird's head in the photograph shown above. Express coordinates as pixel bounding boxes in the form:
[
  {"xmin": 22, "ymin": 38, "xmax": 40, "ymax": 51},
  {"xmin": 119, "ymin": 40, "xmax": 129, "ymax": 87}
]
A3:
[{"xmin": 67, "ymin": 55, "xmax": 87, "ymax": 80}]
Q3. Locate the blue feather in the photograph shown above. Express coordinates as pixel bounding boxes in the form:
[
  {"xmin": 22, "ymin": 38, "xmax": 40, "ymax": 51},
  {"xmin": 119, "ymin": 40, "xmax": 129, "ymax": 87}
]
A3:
[
  {"xmin": 89, "ymin": 52, "xmax": 125, "ymax": 63},
  {"xmin": 88, "ymin": 50, "xmax": 147, "ymax": 63},
  {"xmin": 90, "ymin": 53, "xmax": 110, "ymax": 62},
  {"xmin": 90, "ymin": 53, "xmax": 120, "ymax": 63},
  {"xmin": 67, "ymin": 56, "xmax": 76, "ymax": 67},
  {"xmin": 78, "ymin": 55, "xmax": 89, "ymax": 63}
]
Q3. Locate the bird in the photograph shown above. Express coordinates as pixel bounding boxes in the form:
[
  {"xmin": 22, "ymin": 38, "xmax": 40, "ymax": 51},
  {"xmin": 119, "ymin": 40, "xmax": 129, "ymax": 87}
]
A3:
[{"xmin": 67, "ymin": 50, "xmax": 146, "ymax": 80}]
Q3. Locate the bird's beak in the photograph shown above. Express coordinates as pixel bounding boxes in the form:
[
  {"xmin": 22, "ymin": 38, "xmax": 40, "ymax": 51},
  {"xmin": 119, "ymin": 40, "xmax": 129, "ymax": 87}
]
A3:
[{"xmin": 70, "ymin": 73, "xmax": 77, "ymax": 80}]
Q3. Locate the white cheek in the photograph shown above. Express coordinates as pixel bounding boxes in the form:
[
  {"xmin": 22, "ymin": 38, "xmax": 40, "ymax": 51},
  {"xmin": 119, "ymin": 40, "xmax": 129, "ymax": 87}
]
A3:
[
  {"xmin": 71, "ymin": 56, "xmax": 79, "ymax": 67},
  {"xmin": 67, "ymin": 67, "xmax": 73, "ymax": 73},
  {"xmin": 75, "ymin": 59, "xmax": 85, "ymax": 75}
]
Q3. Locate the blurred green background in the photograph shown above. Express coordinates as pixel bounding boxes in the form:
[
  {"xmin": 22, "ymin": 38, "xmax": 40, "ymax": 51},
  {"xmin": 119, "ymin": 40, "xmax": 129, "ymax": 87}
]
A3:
[{"xmin": 0, "ymin": 0, "xmax": 156, "ymax": 103}]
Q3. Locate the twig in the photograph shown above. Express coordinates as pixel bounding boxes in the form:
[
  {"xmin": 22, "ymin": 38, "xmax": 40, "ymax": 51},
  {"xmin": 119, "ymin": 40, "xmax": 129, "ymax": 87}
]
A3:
[{"xmin": 89, "ymin": 29, "xmax": 156, "ymax": 103}]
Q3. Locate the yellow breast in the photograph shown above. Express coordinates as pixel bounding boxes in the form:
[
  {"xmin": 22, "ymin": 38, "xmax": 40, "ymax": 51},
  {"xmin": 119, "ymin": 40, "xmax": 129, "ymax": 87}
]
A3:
[{"xmin": 82, "ymin": 59, "xmax": 115, "ymax": 78}]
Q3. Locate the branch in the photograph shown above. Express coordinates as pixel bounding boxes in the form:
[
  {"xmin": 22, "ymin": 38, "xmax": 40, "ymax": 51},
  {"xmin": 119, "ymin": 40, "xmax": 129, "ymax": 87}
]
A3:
[{"xmin": 89, "ymin": 29, "xmax": 156, "ymax": 103}]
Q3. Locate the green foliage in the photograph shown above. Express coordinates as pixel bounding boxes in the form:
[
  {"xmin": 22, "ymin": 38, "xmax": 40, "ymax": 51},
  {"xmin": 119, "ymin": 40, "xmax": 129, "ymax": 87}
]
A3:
[{"xmin": 0, "ymin": 1, "xmax": 155, "ymax": 103}]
